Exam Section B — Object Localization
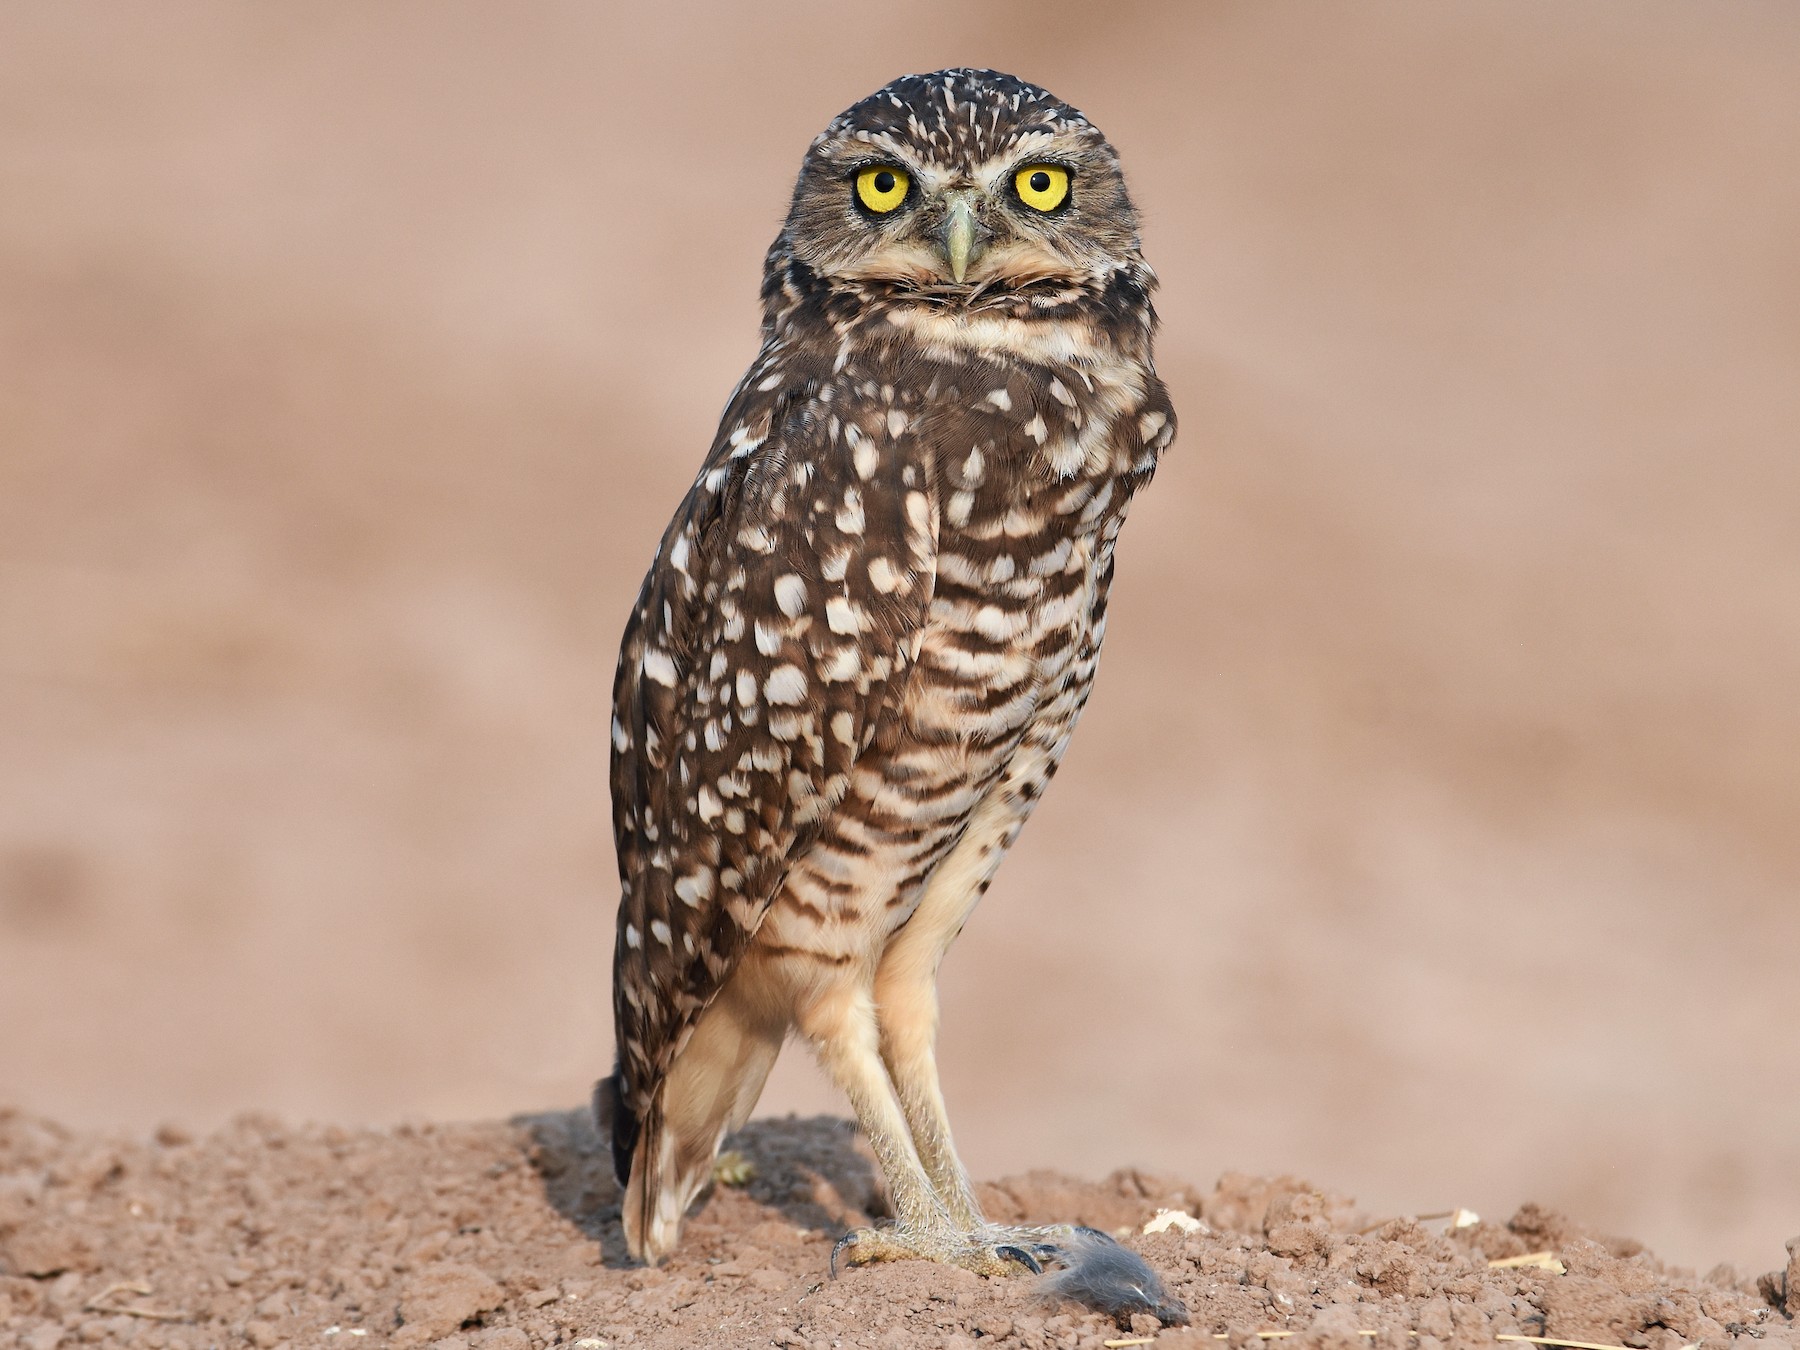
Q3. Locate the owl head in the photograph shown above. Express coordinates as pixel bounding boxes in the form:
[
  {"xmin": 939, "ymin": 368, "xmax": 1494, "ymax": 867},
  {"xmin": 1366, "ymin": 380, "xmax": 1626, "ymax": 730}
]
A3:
[{"xmin": 775, "ymin": 69, "xmax": 1144, "ymax": 295}]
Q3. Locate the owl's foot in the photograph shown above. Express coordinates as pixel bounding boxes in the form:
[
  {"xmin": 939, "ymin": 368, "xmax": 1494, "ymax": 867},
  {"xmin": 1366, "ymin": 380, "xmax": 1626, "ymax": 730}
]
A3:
[
  {"xmin": 831, "ymin": 1223, "xmax": 1186, "ymax": 1324},
  {"xmin": 830, "ymin": 1224, "xmax": 1047, "ymax": 1278},
  {"xmin": 979, "ymin": 1221, "xmax": 1116, "ymax": 1261}
]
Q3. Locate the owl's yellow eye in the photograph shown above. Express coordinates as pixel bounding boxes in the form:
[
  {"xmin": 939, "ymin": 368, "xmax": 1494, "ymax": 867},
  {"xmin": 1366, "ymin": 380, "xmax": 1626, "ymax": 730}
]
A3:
[
  {"xmin": 855, "ymin": 166, "xmax": 911, "ymax": 214},
  {"xmin": 1014, "ymin": 164, "xmax": 1070, "ymax": 212}
]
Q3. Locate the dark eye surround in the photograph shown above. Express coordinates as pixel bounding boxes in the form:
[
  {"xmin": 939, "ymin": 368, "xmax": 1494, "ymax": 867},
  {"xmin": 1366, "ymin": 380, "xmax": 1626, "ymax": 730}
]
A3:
[{"xmin": 852, "ymin": 164, "xmax": 914, "ymax": 217}]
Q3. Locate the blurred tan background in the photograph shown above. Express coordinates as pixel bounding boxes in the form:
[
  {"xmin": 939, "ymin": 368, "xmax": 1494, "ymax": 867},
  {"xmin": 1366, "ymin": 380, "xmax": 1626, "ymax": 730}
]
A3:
[{"xmin": 1, "ymin": 1, "xmax": 1796, "ymax": 1277}]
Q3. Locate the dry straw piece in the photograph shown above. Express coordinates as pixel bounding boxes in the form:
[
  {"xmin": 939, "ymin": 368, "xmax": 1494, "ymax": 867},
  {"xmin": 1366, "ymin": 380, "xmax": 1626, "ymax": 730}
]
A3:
[
  {"xmin": 1488, "ymin": 1251, "xmax": 1568, "ymax": 1274},
  {"xmin": 1357, "ymin": 1206, "xmax": 1481, "ymax": 1236},
  {"xmin": 82, "ymin": 1281, "xmax": 190, "ymax": 1322},
  {"xmin": 1497, "ymin": 1337, "xmax": 1700, "ymax": 1350},
  {"xmin": 1096, "ymin": 1334, "xmax": 1692, "ymax": 1349}
]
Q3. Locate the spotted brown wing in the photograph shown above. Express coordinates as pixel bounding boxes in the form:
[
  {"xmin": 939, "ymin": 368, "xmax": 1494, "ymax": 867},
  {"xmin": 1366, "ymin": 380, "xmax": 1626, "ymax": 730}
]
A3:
[{"xmin": 606, "ymin": 366, "xmax": 936, "ymax": 1174}]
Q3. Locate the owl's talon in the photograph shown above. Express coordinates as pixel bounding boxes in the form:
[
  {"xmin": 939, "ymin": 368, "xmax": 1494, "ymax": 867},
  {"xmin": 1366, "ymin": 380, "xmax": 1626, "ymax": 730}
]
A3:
[
  {"xmin": 828, "ymin": 1229, "xmax": 862, "ymax": 1279},
  {"xmin": 829, "ymin": 1225, "xmax": 1054, "ymax": 1278},
  {"xmin": 995, "ymin": 1244, "xmax": 1043, "ymax": 1274}
]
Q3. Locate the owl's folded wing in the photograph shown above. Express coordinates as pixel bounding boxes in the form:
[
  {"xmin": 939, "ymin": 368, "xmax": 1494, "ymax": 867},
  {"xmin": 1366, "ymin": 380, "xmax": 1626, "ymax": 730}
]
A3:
[{"xmin": 608, "ymin": 375, "xmax": 937, "ymax": 1139}]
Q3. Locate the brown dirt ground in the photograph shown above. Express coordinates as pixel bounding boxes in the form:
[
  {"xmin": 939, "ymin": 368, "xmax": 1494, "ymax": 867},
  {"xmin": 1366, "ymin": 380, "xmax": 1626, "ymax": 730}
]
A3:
[{"xmin": 2, "ymin": 1108, "xmax": 1794, "ymax": 1350}]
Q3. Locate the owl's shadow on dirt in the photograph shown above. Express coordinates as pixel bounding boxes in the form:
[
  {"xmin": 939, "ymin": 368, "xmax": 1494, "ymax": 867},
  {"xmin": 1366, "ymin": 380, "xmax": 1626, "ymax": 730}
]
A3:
[{"xmin": 513, "ymin": 1106, "xmax": 885, "ymax": 1268}]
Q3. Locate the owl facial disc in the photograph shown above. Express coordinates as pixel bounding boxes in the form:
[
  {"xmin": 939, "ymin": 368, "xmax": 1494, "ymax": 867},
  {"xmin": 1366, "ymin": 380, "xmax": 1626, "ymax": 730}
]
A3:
[{"xmin": 775, "ymin": 68, "xmax": 1144, "ymax": 295}]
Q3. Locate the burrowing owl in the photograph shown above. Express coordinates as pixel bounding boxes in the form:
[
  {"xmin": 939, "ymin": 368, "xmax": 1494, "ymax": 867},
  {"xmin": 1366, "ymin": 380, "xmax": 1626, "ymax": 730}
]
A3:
[{"xmin": 599, "ymin": 68, "xmax": 1176, "ymax": 1274}]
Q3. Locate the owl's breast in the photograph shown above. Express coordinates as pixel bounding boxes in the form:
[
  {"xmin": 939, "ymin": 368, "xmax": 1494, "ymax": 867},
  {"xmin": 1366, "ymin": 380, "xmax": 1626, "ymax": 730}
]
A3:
[
  {"xmin": 888, "ymin": 351, "xmax": 1145, "ymax": 747},
  {"xmin": 904, "ymin": 494, "xmax": 1113, "ymax": 754}
]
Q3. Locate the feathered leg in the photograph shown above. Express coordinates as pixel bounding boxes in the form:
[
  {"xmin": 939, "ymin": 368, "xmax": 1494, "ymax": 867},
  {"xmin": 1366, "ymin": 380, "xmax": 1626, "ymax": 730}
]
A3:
[
  {"xmin": 799, "ymin": 981, "xmax": 1040, "ymax": 1276},
  {"xmin": 872, "ymin": 933, "xmax": 982, "ymax": 1230},
  {"xmin": 869, "ymin": 797, "xmax": 1020, "ymax": 1228}
]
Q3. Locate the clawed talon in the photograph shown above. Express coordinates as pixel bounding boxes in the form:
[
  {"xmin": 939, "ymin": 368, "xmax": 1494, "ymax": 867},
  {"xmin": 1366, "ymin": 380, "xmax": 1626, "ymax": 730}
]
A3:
[
  {"xmin": 981, "ymin": 1221, "xmax": 1113, "ymax": 1268},
  {"xmin": 994, "ymin": 1244, "xmax": 1042, "ymax": 1274},
  {"xmin": 828, "ymin": 1230, "xmax": 857, "ymax": 1279},
  {"xmin": 1025, "ymin": 1225, "xmax": 1118, "ymax": 1266},
  {"xmin": 831, "ymin": 1218, "xmax": 1187, "ymax": 1327},
  {"xmin": 828, "ymin": 1217, "xmax": 1147, "ymax": 1287},
  {"xmin": 829, "ymin": 1224, "xmax": 1058, "ymax": 1278}
]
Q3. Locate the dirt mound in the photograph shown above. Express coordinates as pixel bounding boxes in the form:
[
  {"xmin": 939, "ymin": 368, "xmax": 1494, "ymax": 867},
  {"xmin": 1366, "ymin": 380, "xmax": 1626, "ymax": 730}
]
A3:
[{"xmin": 0, "ymin": 1108, "xmax": 1791, "ymax": 1350}]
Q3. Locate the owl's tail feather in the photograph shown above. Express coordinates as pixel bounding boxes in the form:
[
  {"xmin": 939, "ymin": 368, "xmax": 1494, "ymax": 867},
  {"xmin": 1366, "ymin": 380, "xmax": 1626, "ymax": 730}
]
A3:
[
  {"xmin": 593, "ymin": 1071, "xmax": 637, "ymax": 1188},
  {"xmin": 610, "ymin": 987, "xmax": 787, "ymax": 1264},
  {"xmin": 612, "ymin": 993, "xmax": 781, "ymax": 1267},
  {"xmin": 594, "ymin": 1071, "xmax": 683, "ymax": 1264},
  {"xmin": 622, "ymin": 1095, "xmax": 690, "ymax": 1265}
]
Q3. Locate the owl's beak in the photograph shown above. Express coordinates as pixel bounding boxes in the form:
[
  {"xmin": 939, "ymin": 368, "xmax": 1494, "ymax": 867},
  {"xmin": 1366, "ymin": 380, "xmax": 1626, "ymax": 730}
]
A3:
[{"xmin": 938, "ymin": 193, "xmax": 986, "ymax": 283}]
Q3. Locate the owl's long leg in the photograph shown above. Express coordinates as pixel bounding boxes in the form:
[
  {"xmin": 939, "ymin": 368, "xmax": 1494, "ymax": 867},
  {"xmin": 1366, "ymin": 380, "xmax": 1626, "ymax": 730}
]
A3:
[
  {"xmin": 868, "ymin": 951, "xmax": 1111, "ymax": 1267},
  {"xmin": 797, "ymin": 980, "xmax": 1038, "ymax": 1276},
  {"xmin": 796, "ymin": 981, "xmax": 952, "ymax": 1235},
  {"xmin": 872, "ymin": 927, "xmax": 982, "ymax": 1231},
  {"xmin": 871, "ymin": 795, "xmax": 1025, "ymax": 1229}
]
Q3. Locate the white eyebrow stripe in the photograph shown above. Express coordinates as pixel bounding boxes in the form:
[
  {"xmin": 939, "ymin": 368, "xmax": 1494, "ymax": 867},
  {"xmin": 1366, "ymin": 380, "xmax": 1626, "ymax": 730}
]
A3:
[{"xmin": 966, "ymin": 137, "xmax": 1062, "ymax": 185}]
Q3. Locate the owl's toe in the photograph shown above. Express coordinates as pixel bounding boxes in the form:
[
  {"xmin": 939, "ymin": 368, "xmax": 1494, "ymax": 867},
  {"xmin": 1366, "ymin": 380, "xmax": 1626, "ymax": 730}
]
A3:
[
  {"xmin": 992, "ymin": 1243, "xmax": 1044, "ymax": 1274},
  {"xmin": 830, "ymin": 1225, "xmax": 1048, "ymax": 1279},
  {"xmin": 978, "ymin": 1221, "xmax": 1112, "ymax": 1262}
]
